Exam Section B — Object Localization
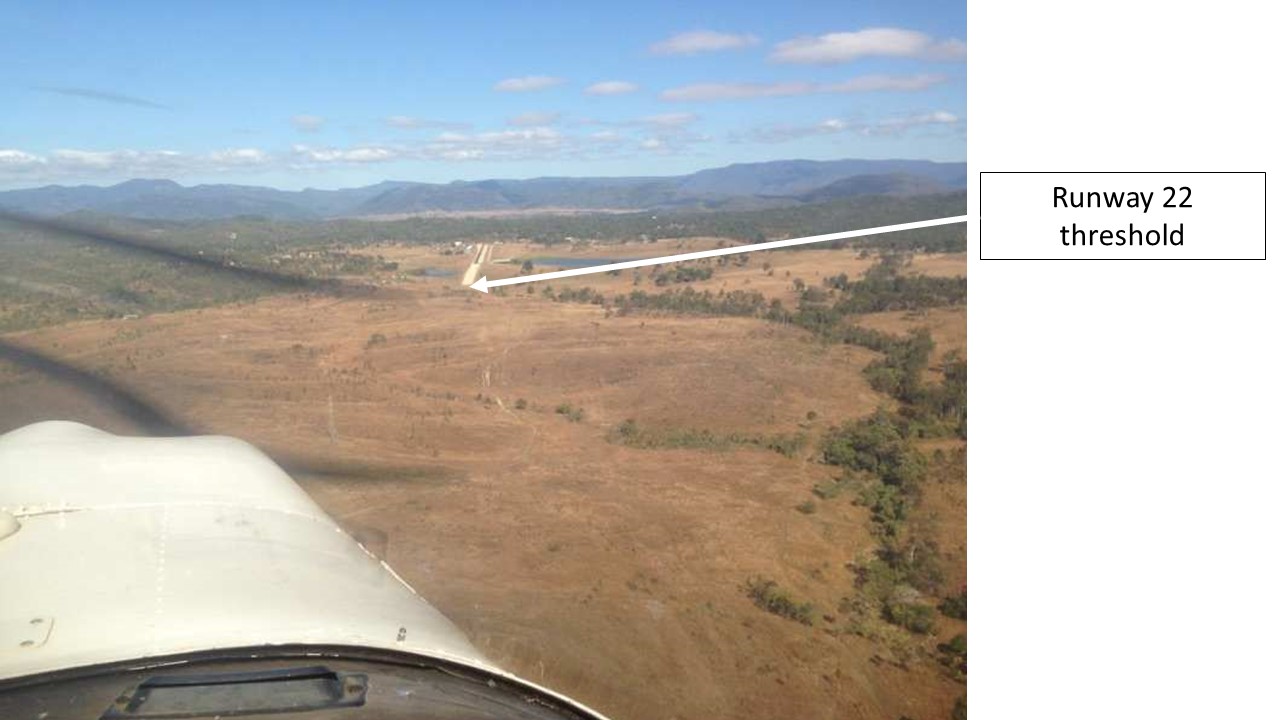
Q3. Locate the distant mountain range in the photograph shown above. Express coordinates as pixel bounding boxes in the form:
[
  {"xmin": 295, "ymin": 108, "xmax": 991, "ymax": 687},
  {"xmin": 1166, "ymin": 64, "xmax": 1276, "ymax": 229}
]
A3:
[{"xmin": 0, "ymin": 159, "xmax": 966, "ymax": 221}]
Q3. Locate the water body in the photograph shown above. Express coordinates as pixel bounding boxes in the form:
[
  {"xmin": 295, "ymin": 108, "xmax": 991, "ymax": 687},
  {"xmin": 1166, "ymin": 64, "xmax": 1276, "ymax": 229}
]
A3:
[
  {"xmin": 526, "ymin": 256, "xmax": 627, "ymax": 268},
  {"xmin": 414, "ymin": 267, "xmax": 457, "ymax": 278}
]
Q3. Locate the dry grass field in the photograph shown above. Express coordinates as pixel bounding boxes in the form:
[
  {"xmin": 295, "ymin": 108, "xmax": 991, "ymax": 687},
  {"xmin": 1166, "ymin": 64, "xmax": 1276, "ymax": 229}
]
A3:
[{"xmin": 0, "ymin": 242, "xmax": 966, "ymax": 720}]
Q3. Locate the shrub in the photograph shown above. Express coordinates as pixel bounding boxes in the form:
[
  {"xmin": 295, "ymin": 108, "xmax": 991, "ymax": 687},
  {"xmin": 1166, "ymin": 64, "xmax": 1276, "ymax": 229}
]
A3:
[
  {"xmin": 612, "ymin": 418, "xmax": 640, "ymax": 441},
  {"xmin": 555, "ymin": 403, "xmax": 584, "ymax": 422},
  {"xmin": 939, "ymin": 633, "xmax": 966, "ymax": 656},
  {"xmin": 609, "ymin": 421, "xmax": 802, "ymax": 457},
  {"xmin": 879, "ymin": 538, "xmax": 945, "ymax": 595},
  {"xmin": 801, "ymin": 286, "xmax": 829, "ymax": 303},
  {"xmin": 761, "ymin": 432, "xmax": 806, "ymax": 458},
  {"xmin": 812, "ymin": 473, "xmax": 860, "ymax": 500},
  {"xmin": 857, "ymin": 483, "xmax": 911, "ymax": 537},
  {"xmin": 745, "ymin": 577, "xmax": 815, "ymax": 625},
  {"xmin": 939, "ymin": 590, "xmax": 967, "ymax": 620},
  {"xmin": 654, "ymin": 265, "xmax": 713, "ymax": 286},
  {"xmin": 883, "ymin": 600, "xmax": 935, "ymax": 634}
]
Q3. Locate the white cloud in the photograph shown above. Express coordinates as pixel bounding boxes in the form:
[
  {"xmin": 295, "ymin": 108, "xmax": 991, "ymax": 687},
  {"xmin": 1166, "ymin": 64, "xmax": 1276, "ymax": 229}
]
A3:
[
  {"xmin": 641, "ymin": 112, "xmax": 699, "ymax": 127},
  {"xmin": 865, "ymin": 110, "xmax": 960, "ymax": 135},
  {"xmin": 771, "ymin": 28, "xmax": 966, "ymax": 64},
  {"xmin": 584, "ymin": 80, "xmax": 640, "ymax": 96},
  {"xmin": 507, "ymin": 111, "xmax": 562, "ymax": 127},
  {"xmin": 291, "ymin": 145, "xmax": 397, "ymax": 164},
  {"xmin": 578, "ymin": 113, "xmax": 700, "ymax": 129},
  {"xmin": 929, "ymin": 39, "xmax": 967, "ymax": 61},
  {"xmin": 826, "ymin": 75, "xmax": 947, "ymax": 92},
  {"xmin": 745, "ymin": 110, "xmax": 961, "ymax": 142},
  {"xmin": 207, "ymin": 148, "xmax": 270, "ymax": 166},
  {"xmin": 744, "ymin": 121, "xmax": 845, "ymax": 143},
  {"xmin": 646, "ymin": 114, "xmax": 705, "ymax": 154},
  {"xmin": 661, "ymin": 74, "xmax": 945, "ymax": 101},
  {"xmin": 32, "ymin": 86, "xmax": 168, "ymax": 109},
  {"xmin": 338, "ymin": 148, "xmax": 395, "ymax": 162},
  {"xmin": 650, "ymin": 30, "xmax": 760, "ymax": 55},
  {"xmin": 573, "ymin": 113, "xmax": 705, "ymax": 153},
  {"xmin": 0, "ymin": 117, "xmax": 718, "ymax": 184},
  {"xmin": 423, "ymin": 124, "xmax": 701, "ymax": 160},
  {"xmin": 51, "ymin": 149, "xmax": 184, "ymax": 171},
  {"xmin": 385, "ymin": 115, "xmax": 471, "ymax": 130},
  {"xmin": 386, "ymin": 115, "xmax": 421, "ymax": 129},
  {"xmin": 419, "ymin": 127, "xmax": 571, "ymax": 162},
  {"xmin": 635, "ymin": 130, "xmax": 710, "ymax": 155},
  {"xmin": 663, "ymin": 82, "xmax": 809, "ymax": 101},
  {"xmin": 0, "ymin": 147, "xmax": 276, "ymax": 183},
  {"xmin": 493, "ymin": 75, "xmax": 566, "ymax": 92},
  {"xmin": 290, "ymin": 114, "xmax": 326, "ymax": 132},
  {"xmin": 0, "ymin": 149, "xmax": 47, "ymax": 168}
]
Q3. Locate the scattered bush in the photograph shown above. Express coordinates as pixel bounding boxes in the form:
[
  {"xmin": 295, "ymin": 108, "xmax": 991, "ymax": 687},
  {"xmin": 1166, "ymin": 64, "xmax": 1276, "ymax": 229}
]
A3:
[
  {"xmin": 884, "ymin": 600, "xmax": 935, "ymax": 634},
  {"xmin": 745, "ymin": 577, "xmax": 815, "ymax": 626},
  {"xmin": 555, "ymin": 403, "xmax": 585, "ymax": 422},
  {"xmin": 939, "ymin": 590, "xmax": 967, "ymax": 620},
  {"xmin": 653, "ymin": 265, "xmax": 713, "ymax": 285},
  {"xmin": 878, "ymin": 538, "xmax": 945, "ymax": 595},
  {"xmin": 811, "ymin": 474, "xmax": 860, "ymax": 500},
  {"xmin": 936, "ymin": 630, "xmax": 962, "ymax": 676},
  {"xmin": 940, "ymin": 633, "xmax": 965, "ymax": 657},
  {"xmin": 609, "ymin": 420, "xmax": 804, "ymax": 457},
  {"xmin": 857, "ymin": 482, "xmax": 911, "ymax": 537}
]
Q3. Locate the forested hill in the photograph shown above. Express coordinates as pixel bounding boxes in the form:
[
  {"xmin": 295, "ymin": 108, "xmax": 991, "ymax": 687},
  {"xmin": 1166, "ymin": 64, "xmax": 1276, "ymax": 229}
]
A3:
[{"xmin": 0, "ymin": 159, "xmax": 966, "ymax": 221}]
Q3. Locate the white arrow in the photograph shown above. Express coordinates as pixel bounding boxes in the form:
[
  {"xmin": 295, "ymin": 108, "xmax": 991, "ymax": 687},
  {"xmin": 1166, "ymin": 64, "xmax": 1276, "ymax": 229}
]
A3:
[{"xmin": 468, "ymin": 214, "xmax": 967, "ymax": 293}]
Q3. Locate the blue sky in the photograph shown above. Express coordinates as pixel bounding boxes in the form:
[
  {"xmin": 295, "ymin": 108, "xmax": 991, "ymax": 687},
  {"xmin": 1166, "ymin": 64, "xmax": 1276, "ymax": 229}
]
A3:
[{"xmin": 0, "ymin": 1, "xmax": 966, "ymax": 190}]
